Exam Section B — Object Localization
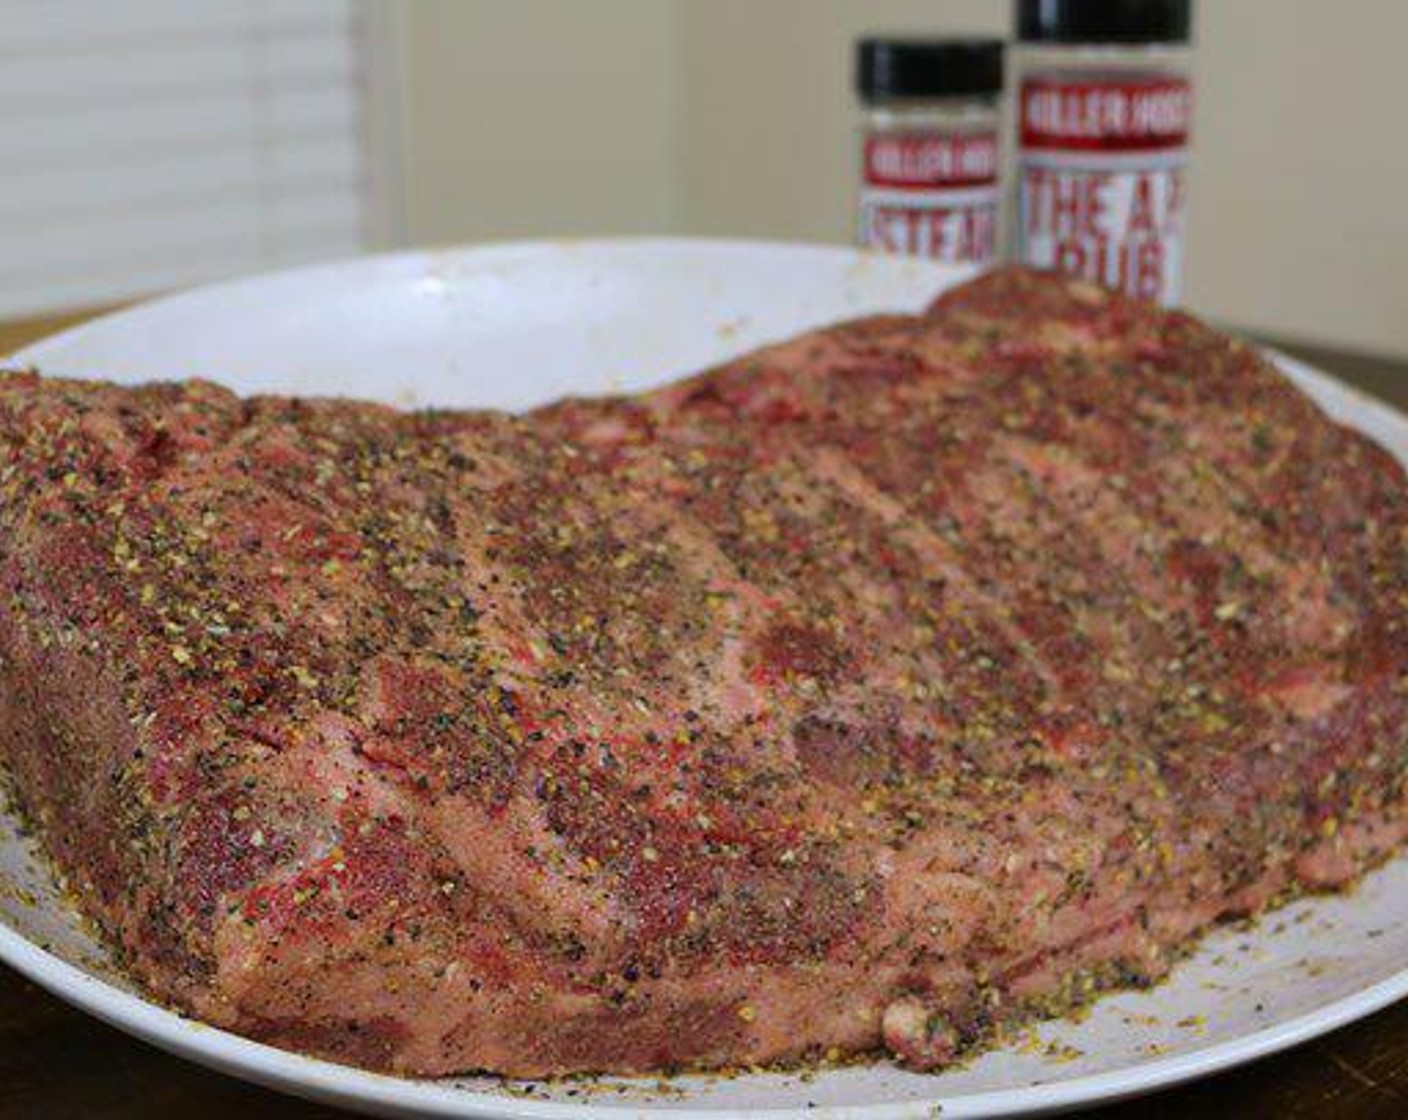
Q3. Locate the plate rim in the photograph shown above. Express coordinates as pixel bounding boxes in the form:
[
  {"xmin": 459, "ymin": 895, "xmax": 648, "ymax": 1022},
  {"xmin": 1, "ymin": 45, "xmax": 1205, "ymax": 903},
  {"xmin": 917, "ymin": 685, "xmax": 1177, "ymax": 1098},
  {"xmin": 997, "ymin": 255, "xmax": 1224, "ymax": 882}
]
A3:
[
  {"xmin": 8, "ymin": 863, "xmax": 1408, "ymax": 1120},
  {"xmin": 5, "ymin": 234, "xmax": 968, "ymax": 371},
  {"xmin": 3, "ymin": 237, "xmax": 1408, "ymax": 1118}
]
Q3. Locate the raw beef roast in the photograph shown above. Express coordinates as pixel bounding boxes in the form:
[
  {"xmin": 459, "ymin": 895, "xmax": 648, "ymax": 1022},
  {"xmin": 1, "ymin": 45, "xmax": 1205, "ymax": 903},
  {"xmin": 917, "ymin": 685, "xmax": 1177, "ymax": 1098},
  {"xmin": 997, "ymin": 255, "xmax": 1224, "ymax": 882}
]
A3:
[{"xmin": 1, "ymin": 268, "xmax": 1406, "ymax": 1077}]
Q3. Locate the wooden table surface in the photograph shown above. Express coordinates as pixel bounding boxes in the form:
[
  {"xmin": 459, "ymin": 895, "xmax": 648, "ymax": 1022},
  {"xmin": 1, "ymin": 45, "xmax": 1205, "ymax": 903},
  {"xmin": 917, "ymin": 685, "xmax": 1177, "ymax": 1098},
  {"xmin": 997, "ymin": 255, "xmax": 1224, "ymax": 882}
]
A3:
[{"xmin": 2, "ymin": 308, "xmax": 1407, "ymax": 1119}]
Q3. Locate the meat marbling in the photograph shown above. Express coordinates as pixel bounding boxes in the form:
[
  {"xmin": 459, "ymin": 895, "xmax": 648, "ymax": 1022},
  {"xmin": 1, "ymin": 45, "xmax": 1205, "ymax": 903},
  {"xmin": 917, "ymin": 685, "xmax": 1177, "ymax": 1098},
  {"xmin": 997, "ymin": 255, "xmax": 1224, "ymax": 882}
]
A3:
[{"xmin": 1, "ymin": 267, "xmax": 1406, "ymax": 1077}]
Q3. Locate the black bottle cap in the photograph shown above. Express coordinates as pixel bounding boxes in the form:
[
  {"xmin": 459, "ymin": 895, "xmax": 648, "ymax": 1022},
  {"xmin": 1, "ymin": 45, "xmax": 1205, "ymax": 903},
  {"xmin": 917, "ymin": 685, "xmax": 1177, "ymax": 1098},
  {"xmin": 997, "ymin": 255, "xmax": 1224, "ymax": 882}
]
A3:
[
  {"xmin": 856, "ymin": 38, "xmax": 1005, "ymax": 103},
  {"xmin": 1016, "ymin": 0, "xmax": 1192, "ymax": 44}
]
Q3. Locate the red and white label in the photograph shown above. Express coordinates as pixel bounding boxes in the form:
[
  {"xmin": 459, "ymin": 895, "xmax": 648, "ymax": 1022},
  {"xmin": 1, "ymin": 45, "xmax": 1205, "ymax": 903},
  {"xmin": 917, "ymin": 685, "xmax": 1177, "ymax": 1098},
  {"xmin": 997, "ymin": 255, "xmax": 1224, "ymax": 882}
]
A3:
[
  {"xmin": 859, "ymin": 130, "xmax": 999, "ymax": 263},
  {"xmin": 1017, "ymin": 74, "xmax": 1190, "ymax": 303}
]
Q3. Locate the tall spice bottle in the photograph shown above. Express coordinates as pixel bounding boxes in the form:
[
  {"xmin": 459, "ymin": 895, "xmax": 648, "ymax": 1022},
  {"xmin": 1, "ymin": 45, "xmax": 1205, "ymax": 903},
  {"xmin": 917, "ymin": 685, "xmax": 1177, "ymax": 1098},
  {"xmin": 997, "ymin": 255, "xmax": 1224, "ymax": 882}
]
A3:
[{"xmin": 1012, "ymin": 0, "xmax": 1193, "ymax": 303}]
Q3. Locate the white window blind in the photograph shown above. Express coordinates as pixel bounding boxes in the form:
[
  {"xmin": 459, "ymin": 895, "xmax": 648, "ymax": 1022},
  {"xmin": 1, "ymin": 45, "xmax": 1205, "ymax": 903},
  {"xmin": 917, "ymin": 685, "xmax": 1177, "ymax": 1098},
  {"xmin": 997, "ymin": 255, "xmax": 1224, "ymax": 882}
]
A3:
[{"xmin": 0, "ymin": 0, "xmax": 396, "ymax": 317}]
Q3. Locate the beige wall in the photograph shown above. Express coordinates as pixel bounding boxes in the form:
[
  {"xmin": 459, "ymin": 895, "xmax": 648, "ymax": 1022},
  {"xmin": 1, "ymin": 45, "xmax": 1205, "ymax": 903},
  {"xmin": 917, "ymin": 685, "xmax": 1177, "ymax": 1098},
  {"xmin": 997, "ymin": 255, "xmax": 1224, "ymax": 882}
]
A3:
[
  {"xmin": 1191, "ymin": 1, "xmax": 1407, "ymax": 355},
  {"xmin": 399, "ymin": 0, "xmax": 680, "ymax": 242},
  {"xmin": 398, "ymin": 1, "xmax": 1408, "ymax": 358}
]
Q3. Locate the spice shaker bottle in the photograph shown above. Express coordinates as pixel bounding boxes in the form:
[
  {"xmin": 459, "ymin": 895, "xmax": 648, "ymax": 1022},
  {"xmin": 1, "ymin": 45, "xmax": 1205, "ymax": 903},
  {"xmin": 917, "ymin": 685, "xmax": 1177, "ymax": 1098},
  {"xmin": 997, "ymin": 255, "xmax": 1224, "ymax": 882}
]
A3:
[
  {"xmin": 856, "ymin": 38, "xmax": 1004, "ymax": 264},
  {"xmin": 1013, "ymin": 0, "xmax": 1193, "ymax": 303}
]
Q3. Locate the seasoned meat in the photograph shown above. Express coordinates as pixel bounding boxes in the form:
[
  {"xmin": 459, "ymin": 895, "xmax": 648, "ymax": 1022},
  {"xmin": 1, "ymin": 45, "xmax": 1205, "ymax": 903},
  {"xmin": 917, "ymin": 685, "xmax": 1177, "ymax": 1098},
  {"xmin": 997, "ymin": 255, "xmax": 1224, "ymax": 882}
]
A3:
[{"xmin": 1, "ymin": 267, "xmax": 1405, "ymax": 1077}]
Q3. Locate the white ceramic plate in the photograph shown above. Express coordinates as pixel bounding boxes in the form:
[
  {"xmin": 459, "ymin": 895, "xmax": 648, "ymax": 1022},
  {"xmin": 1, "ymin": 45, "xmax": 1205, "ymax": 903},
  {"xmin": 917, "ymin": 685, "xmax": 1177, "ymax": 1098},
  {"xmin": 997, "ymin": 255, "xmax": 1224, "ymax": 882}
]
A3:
[{"xmin": 5, "ymin": 238, "xmax": 1408, "ymax": 1119}]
